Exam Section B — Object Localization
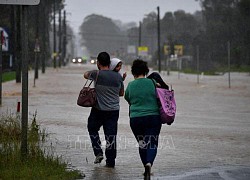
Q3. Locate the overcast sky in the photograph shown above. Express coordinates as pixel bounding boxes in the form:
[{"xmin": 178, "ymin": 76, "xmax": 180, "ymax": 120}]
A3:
[{"xmin": 64, "ymin": 0, "xmax": 201, "ymax": 33}]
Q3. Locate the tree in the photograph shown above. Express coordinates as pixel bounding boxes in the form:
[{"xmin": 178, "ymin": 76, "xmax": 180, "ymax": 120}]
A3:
[
  {"xmin": 79, "ymin": 14, "xmax": 127, "ymax": 56},
  {"xmin": 237, "ymin": 0, "xmax": 250, "ymax": 67},
  {"xmin": 197, "ymin": 0, "xmax": 250, "ymax": 69}
]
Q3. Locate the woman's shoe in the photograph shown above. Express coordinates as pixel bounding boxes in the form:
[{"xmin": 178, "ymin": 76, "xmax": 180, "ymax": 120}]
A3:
[
  {"xmin": 144, "ymin": 163, "xmax": 151, "ymax": 180},
  {"xmin": 94, "ymin": 154, "xmax": 104, "ymax": 164}
]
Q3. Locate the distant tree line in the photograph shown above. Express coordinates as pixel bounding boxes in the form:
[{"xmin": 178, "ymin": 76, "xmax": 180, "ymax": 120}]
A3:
[
  {"xmin": 79, "ymin": 14, "xmax": 129, "ymax": 57},
  {"xmin": 79, "ymin": 0, "xmax": 250, "ymax": 72},
  {"xmin": 194, "ymin": 0, "xmax": 250, "ymax": 71}
]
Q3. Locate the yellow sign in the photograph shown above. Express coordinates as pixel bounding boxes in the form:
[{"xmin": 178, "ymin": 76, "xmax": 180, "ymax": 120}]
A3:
[
  {"xmin": 174, "ymin": 45, "xmax": 183, "ymax": 56},
  {"xmin": 52, "ymin": 52, "xmax": 57, "ymax": 58},
  {"xmin": 164, "ymin": 45, "xmax": 170, "ymax": 55},
  {"xmin": 138, "ymin": 46, "xmax": 148, "ymax": 56},
  {"xmin": 138, "ymin": 46, "xmax": 148, "ymax": 52}
]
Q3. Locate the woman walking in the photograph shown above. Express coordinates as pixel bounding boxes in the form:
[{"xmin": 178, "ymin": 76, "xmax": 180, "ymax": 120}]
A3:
[{"xmin": 124, "ymin": 59, "xmax": 162, "ymax": 179}]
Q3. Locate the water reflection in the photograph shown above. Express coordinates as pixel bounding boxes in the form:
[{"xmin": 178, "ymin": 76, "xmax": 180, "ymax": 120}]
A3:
[{"xmin": 88, "ymin": 166, "xmax": 121, "ymax": 180}]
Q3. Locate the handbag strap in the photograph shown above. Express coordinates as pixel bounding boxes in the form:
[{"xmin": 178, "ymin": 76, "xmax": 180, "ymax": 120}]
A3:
[
  {"xmin": 83, "ymin": 78, "xmax": 92, "ymax": 87},
  {"xmin": 84, "ymin": 71, "xmax": 99, "ymax": 87},
  {"xmin": 94, "ymin": 70, "xmax": 99, "ymax": 86},
  {"xmin": 150, "ymin": 78, "xmax": 156, "ymax": 89}
]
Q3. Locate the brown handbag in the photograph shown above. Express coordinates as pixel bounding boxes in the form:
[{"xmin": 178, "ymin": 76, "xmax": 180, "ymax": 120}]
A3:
[{"xmin": 77, "ymin": 71, "xmax": 99, "ymax": 107}]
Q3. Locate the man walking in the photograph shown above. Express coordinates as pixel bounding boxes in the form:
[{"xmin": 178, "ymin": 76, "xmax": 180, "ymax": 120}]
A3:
[{"xmin": 84, "ymin": 52, "xmax": 124, "ymax": 168}]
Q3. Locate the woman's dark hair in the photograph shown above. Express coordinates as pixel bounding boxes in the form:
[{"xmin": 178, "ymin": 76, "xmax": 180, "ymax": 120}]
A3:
[
  {"xmin": 97, "ymin": 52, "xmax": 110, "ymax": 66},
  {"xmin": 131, "ymin": 59, "xmax": 149, "ymax": 77}
]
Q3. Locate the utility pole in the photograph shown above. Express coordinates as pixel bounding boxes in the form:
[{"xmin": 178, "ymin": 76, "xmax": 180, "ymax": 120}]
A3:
[
  {"xmin": 58, "ymin": 7, "xmax": 62, "ymax": 68},
  {"xmin": 16, "ymin": 6, "xmax": 22, "ymax": 82},
  {"xmin": 21, "ymin": 5, "xmax": 29, "ymax": 158},
  {"xmin": 228, "ymin": 41, "xmax": 231, "ymax": 88},
  {"xmin": 138, "ymin": 21, "xmax": 142, "ymax": 58},
  {"xmin": 196, "ymin": 45, "xmax": 200, "ymax": 84},
  {"xmin": 35, "ymin": 5, "xmax": 39, "ymax": 79},
  {"xmin": 157, "ymin": 6, "xmax": 161, "ymax": 73},
  {"xmin": 139, "ymin": 21, "xmax": 142, "ymax": 47},
  {"xmin": 41, "ymin": 2, "xmax": 46, "ymax": 73},
  {"xmin": 53, "ymin": 0, "xmax": 57, "ymax": 69},
  {"xmin": 0, "ymin": 30, "xmax": 3, "ymax": 106},
  {"xmin": 11, "ymin": 6, "xmax": 18, "ymax": 83},
  {"xmin": 63, "ymin": 10, "xmax": 67, "ymax": 65}
]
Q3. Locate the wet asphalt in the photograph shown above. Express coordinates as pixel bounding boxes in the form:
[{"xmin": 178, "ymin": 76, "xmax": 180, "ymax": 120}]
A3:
[{"xmin": 1, "ymin": 63, "xmax": 250, "ymax": 180}]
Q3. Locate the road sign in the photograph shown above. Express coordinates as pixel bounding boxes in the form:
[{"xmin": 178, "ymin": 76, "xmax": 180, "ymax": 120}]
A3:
[
  {"xmin": 0, "ymin": 27, "xmax": 9, "ymax": 51},
  {"xmin": 138, "ymin": 46, "xmax": 148, "ymax": 56},
  {"xmin": 0, "ymin": 0, "xmax": 40, "ymax": 5},
  {"xmin": 174, "ymin": 45, "xmax": 183, "ymax": 56},
  {"xmin": 127, "ymin": 45, "xmax": 136, "ymax": 54}
]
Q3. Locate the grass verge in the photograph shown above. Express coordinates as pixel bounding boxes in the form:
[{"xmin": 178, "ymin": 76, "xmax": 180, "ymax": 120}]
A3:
[
  {"xmin": 0, "ymin": 111, "xmax": 83, "ymax": 179},
  {"xmin": 2, "ymin": 71, "xmax": 16, "ymax": 82}
]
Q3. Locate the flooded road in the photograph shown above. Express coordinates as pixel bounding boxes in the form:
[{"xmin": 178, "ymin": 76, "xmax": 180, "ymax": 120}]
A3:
[{"xmin": 1, "ymin": 64, "xmax": 250, "ymax": 179}]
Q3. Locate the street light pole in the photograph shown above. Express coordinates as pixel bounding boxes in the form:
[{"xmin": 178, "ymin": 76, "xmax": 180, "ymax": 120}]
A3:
[{"xmin": 157, "ymin": 6, "xmax": 161, "ymax": 73}]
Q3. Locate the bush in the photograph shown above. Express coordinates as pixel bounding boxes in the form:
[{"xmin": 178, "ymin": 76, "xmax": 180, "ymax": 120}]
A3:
[{"xmin": 0, "ymin": 111, "xmax": 83, "ymax": 179}]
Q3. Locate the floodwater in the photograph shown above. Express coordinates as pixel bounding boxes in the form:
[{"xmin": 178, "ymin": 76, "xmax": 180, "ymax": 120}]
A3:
[{"xmin": 1, "ymin": 63, "xmax": 250, "ymax": 179}]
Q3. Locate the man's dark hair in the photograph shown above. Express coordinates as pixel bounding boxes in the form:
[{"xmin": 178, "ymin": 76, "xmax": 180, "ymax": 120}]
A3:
[
  {"xmin": 97, "ymin": 52, "xmax": 110, "ymax": 66},
  {"xmin": 131, "ymin": 59, "xmax": 149, "ymax": 76}
]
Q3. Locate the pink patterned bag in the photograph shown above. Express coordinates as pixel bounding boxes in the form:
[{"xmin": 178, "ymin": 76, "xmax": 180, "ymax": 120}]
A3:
[{"xmin": 156, "ymin": 87, "xmax": 176, "ymax": 125}]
